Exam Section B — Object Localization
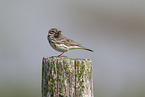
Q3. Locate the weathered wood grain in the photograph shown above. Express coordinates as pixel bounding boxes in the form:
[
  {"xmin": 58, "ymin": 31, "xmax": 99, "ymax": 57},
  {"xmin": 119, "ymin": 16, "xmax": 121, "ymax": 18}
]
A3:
[{"xmin": 42, "ymin": 57, "xmax": 93, "ymax": 97}]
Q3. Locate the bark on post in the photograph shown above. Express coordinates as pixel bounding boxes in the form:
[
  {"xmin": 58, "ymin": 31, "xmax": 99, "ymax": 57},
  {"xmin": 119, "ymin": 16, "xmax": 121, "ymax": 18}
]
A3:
[{"xmin": 42, "ymin": 57, "xmax": 94, "ymax": 97}]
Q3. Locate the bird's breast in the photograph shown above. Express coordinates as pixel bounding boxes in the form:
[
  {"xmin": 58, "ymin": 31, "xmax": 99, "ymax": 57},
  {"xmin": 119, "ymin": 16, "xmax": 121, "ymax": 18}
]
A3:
[{"xmin": 49, "ymin": 42, "xmax": 68, "ymax": 52}]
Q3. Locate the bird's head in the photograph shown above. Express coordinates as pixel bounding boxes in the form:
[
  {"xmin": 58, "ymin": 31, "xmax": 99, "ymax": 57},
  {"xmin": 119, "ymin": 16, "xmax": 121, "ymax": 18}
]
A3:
[
  {"xmin": 48, "ymin": 28, "xmax": 62, "ymax": 38},
  {"xmin": 49, "ymin": 28, "xmax": 58, "ymax": 34}
]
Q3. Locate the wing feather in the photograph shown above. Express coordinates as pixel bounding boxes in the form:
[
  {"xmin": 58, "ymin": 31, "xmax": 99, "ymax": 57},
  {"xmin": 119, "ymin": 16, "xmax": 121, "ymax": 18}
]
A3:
[{"xmin": 55, "ymin": 35, "xmax": 81, "ymax": 46}]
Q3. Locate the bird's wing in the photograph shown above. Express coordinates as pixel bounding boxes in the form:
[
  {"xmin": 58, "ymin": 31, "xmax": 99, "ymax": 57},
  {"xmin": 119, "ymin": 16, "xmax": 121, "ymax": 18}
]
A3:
[{"xmin": 55, "ymin": 36, "xmax": 81, "ymax": 46}]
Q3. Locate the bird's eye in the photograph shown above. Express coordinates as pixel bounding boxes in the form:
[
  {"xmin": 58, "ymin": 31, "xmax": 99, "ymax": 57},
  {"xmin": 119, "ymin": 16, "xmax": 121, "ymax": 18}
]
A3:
[{"xmin": 49, "ymin": 30, "xmax": 55, "ymax": 34}]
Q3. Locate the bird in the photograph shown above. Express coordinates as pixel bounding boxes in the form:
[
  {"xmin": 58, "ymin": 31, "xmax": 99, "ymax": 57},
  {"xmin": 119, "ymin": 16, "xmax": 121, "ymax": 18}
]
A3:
[{"xmin": 47, "ymin": 28, "xmax": 93, "ymax": 58}]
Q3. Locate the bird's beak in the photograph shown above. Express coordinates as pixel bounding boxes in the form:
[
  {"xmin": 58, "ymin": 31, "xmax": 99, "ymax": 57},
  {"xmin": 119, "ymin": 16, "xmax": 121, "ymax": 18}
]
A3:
[{"xmin": 58, "ymin": 31, "xmax": 61, "ymax": 35}]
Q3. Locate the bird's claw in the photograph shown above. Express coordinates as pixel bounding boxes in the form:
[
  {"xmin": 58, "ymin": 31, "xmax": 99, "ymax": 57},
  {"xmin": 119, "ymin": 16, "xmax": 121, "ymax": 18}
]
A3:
[{"xmin": 51, "ymin": 56, "xmax": 67, "ymax": 58}]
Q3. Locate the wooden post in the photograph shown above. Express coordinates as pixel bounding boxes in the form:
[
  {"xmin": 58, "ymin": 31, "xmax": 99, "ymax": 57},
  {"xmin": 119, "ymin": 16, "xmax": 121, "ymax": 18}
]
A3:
[{"xmin": 42, "ymin": 57, "xmax": 94, "ymax": 97}]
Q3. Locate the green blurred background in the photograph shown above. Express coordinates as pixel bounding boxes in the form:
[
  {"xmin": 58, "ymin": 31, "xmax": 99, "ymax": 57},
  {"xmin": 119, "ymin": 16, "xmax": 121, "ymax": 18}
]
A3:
[{"xmin": 0, "ymin": 0, "xmax": 145, "ymax": 97}]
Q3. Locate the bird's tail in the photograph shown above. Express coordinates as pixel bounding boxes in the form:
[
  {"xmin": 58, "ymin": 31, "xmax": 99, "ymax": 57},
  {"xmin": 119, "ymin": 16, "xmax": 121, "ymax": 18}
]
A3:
[{"xmin": 82, "ymin": 47, "xmax": 94, "ymax": 52}]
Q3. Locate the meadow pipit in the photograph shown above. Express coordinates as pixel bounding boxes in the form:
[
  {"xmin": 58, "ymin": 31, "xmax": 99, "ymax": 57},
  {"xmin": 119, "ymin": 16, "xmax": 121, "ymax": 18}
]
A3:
[{"xmin": 47, "ymin": 28, "xmax": 93, "ymax": 58}]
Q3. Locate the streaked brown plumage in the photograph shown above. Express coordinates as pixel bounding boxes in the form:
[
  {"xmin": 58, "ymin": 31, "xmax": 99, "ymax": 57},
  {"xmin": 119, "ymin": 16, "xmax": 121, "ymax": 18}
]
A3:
[{"xmin": 47, "ymin": 28, "xmax": 93, "ymax": 57}]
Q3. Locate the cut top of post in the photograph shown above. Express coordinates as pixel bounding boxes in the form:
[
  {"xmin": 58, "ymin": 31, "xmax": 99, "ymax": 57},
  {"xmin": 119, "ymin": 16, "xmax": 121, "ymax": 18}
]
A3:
[{"xmin": 42, "ymin": 57, "xmax": 94, "ymax": 97}]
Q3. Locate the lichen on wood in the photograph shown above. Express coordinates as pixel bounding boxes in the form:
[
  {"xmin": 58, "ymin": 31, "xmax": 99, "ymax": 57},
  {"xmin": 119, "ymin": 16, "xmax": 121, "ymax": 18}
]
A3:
[{"xmin": 42, "ymin": 57, "xmax": 93, "ymax": 97}]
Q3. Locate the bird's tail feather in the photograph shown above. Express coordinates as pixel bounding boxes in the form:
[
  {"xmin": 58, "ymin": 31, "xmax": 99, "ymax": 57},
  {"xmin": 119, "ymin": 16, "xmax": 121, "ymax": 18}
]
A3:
[{"xmin": 82, "ymin": 47, "xmax": 94, "ymax": 52}]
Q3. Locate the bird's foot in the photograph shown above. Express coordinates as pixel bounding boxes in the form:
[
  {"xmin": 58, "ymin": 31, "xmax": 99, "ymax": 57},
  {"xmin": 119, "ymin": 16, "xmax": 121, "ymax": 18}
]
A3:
[{"xmin": 51, "ymin": 56, "xmax": 67, "ymax": 58}]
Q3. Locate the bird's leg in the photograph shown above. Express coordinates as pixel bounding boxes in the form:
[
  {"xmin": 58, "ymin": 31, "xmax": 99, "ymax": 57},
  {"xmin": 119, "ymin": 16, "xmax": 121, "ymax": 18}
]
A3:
[{"xmin": 58, "ymin": 51, "xmax": 67, "ymax": 58}]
